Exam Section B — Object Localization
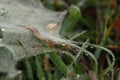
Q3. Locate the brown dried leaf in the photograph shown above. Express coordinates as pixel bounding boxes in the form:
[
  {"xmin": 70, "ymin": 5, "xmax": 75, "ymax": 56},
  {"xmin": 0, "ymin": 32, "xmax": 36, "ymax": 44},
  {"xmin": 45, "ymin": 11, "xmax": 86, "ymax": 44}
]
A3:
[
  {"xmin": 107, "ymin": 45, "xmax": 119, "ymax": 50},
  {"xmin": 112, "ymin": 16, "xmax": 120, "ymax": 33},
  {"xmin": 110, "ymin": 0, "xmax": 117, "ymax": 10},
  {"xmin": 89, "ymin": 71, "xmax": 98, "ymax": 80}
]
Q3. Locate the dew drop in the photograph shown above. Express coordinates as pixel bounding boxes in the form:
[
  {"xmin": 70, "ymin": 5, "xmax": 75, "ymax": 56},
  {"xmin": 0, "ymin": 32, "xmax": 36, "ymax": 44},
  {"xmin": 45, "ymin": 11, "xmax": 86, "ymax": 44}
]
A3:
[
  {"xmin": 85, "ymin": 53, "xmax": 89, "ymax": 56},
  {"xmin": 1, "ymin": 28, "xmax": 5, "ymax": 31},
  {"xmin": 85, "ymin": 45, "xmax": 89, "ymax": 48},
  {"xmin": 90, "ymin": 45, "xmax": 94, "ymax": 48},
  {"xmin": 62, "ymin": 51, "xmax": 65, "ymax": 54},
  {"xmin": 76, "ymin": 74, "xmax": 80, "ymax": 78},
  {"xmin": 85, "ymin": 43, "xmax": 90, "ymax": 48},
  {"xmin": 62, "ymin": 43, "xmax": 66, "ymax": 46}
]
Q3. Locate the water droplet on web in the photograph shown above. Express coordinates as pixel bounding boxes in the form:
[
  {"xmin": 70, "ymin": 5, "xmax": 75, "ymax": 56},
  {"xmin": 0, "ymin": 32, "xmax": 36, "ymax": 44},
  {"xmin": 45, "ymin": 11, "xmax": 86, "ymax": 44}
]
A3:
[
  {"xmin": 0, "ymin": 39, "xmax": 2, "ymax": 42},
  {"xmin": 1, "ymin": 28, "xmax": 5, "ymax": 31},
  {"xmin": 62, "ymin": 43, "xmax": 66, "ymax": 46}
]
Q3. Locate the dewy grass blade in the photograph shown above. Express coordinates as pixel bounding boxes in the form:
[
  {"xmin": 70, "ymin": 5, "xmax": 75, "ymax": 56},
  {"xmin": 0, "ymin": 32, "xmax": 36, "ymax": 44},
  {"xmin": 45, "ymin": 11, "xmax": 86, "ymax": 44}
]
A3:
[
  {"xmin": 62, "ymin": 51, "xmax": 75, "ymax": 61},
  {"xmin": 78, "ymin": 47, "xmax": 98, "ymax": 73},
  {"xmin": 66, "ymin": 39, "xmax": 90, "ymax": 75},
  {"xmin": 76, "ymin": 39, "xmax": 89, "ymax": 62},
  {"xmin": 68, "ymin": 43, "xmax": 98, "ymax": 73},
  {"xmin": 70, "ymin": 30, "xmax": 87, "ymax": 40},
  {"xmin": 71, "ymin": 41, "xmax": 115, "ymax": 76},
  {"xmin": 90, "ymin": 44, "xmax": 115, "ymax": 76},
  {"xmin": 35, "ymin": 56, "xmax": 45, "ymax": 80}
]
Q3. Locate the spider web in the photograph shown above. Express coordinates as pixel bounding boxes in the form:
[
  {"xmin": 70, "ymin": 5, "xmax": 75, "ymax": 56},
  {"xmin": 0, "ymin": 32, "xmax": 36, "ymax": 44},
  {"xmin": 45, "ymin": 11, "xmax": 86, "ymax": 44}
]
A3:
[{"xmin": 0, "ymin": 0, "xmax": 68, "ymax": 73}]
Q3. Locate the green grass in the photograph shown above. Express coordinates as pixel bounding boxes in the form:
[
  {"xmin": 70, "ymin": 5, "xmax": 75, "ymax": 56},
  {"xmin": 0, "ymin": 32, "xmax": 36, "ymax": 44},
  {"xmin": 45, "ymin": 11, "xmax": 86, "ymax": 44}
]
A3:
[{"xmin": 0, "ymin": 0, "xmax": 120, "ymax": 80}]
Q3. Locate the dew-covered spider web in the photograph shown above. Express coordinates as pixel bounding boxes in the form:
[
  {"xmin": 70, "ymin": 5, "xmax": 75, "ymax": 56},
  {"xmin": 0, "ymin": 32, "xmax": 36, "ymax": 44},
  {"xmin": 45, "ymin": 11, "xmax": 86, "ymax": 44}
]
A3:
[{"xmin": 0, "ymin": 0, "xmax": 69, "ymax": 73}]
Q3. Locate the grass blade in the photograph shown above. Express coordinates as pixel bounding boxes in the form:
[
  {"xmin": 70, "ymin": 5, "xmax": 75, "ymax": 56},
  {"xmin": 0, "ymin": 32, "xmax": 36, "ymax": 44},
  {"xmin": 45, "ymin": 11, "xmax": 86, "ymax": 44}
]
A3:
[
  {"xmin": 90, "ymin": 44, "xmax": 115, "ymax": 76},
  {"xmin": 25, "ymin": 58, "xmax": 34, "ymax": 80},
  {"xmin": 35, "ymin": 56, "xmax": 45, "ymax": 80},
  {"xmin": 48, "ymin": 51, "xmax": 67, "ymax": 74}
]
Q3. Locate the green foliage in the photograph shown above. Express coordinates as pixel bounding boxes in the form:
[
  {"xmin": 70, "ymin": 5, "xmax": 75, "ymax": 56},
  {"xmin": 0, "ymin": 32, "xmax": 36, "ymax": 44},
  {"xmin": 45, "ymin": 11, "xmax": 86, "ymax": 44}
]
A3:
[
  {"xmin": 25, "ymin": 58, "xmax": 34, "ymax": 80},
  {"xmin": 35, "ymin": 56, "xmax": 45, "ymax": 80},
  {"xmin": 0, "ymin": 0, "xmax": 119, "ymax": 80},
  {"xmin": 60, "ymin": 5, "xmax": 81, "ymax": 38},
  {"xmin": 48, "ymin": 51, "xmax": 67, "ymax": 74}
]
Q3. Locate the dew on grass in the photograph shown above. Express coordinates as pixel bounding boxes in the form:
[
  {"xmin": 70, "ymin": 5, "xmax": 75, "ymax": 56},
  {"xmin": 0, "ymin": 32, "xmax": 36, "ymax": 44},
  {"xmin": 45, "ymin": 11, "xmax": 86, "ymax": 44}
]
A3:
[
  {"xmin": 90, "ymin": 45, "xmax": 94, "ymax": 48},
  {"xmin": 76, "ymin": 74, "xmax": 80, "ymax": 79},
  {"xmin": 85, "ymin": 44, "xmax": 89, "ymax": 48},
  {"xmin": 84, "ymin": 42, "xmax": 90, "ymax": 48},
  {"xmin": 85, "ymin": 53, "xmax": 89, "ymax": 56}
]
